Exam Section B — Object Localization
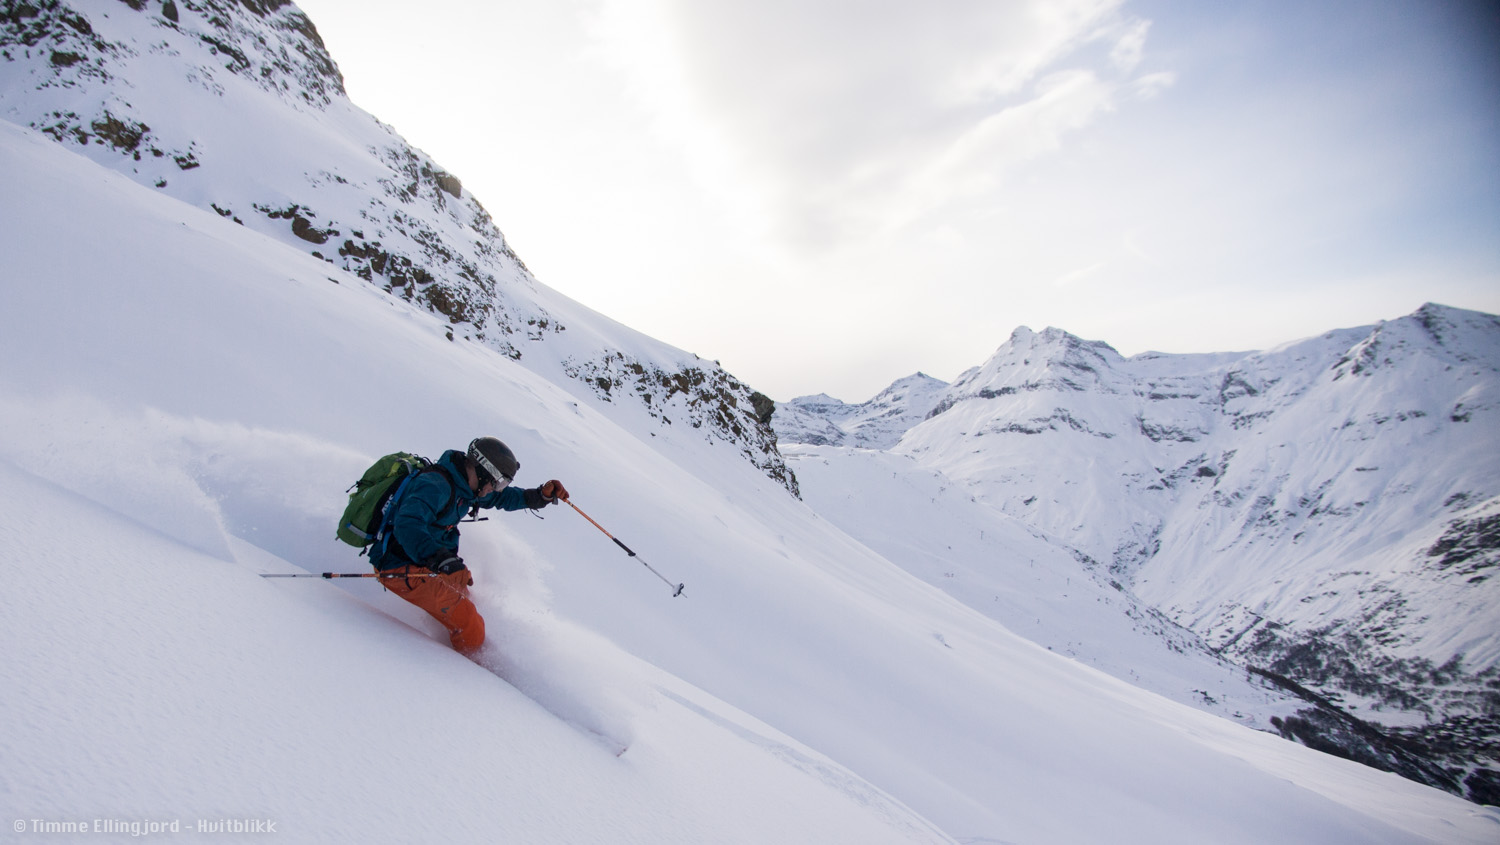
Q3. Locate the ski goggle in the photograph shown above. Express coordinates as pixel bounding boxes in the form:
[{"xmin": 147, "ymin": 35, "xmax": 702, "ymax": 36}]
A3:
[{"xmin": 470, "ymin": 452, "xmax": 513, "ymax": 490}]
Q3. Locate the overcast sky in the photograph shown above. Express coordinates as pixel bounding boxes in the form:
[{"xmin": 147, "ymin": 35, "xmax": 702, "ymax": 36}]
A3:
[{"xmin": 293, "ymin": 0, "xmax": 1500, "ymax": 402}]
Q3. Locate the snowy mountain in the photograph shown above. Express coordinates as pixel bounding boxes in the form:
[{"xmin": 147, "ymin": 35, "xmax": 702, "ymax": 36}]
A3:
[
  {"xmin": 775, "ymin": 372, "xmax": 950, "ymax": 449},
  {"xmin": 0, "ymin": 0, "xmax": 794, "ymax": 495},
  {"xmin": 2, "ymin": 2, "xmax": 1498, "ymax": 842},
  {"xmin": 781, "ymin": 309, "xmax": 1500, "ymax": 802}
]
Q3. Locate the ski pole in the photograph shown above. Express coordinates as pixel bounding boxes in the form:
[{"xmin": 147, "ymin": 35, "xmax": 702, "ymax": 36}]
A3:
[
  {"xmin": 565, "ymin": 499, "xmax": 685, "ymax": 597},
  {"xmin": 259, "ymin": 571, "xmax": 441, "ymax": 579}
]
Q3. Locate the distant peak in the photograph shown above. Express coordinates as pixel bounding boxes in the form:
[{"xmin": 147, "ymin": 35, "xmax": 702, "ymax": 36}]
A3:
[
  {"xmin": 888, "ymin": 372, "xmax": 948, "ymax": 388},
  {"xmin": 788, "ymin": 393, "xmax": 846, "ymax": 407},
  {"xmin": 989, "ymin": 325, "xmax": 1121, "ymax": 363}
]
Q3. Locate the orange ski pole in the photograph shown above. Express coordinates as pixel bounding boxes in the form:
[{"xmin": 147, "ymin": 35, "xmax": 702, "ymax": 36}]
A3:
[{"xmin": 566, "ymin": 499, "xmax": 685, "ymax": 597}]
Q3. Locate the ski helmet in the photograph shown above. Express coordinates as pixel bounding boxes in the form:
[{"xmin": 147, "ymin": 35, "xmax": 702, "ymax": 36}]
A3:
[{"xmin": 468, "ymin": 437, "xmax": 519, "ymax": 487}]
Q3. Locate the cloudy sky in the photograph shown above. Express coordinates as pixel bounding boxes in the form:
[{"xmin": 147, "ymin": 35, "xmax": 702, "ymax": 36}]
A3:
[{"xmin": 293, "ymin": 0, "xmax": 1499, "ymax": 402}]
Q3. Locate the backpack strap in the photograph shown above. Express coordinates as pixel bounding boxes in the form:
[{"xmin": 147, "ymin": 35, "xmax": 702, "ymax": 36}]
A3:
[
  {"xmin": 368, "ymin": 469, "xmax": 420, "ymax": 561},
  {"xmin": 370, "ymin": 464, "xmax": 461, "ymax": 560}
]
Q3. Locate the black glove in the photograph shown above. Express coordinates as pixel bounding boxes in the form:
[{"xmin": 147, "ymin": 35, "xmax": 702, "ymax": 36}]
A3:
[
  {"xmin": 523, "ymin": 482, "xmax": 568, "ymax": 509},
  {"xmin": 421, "ymin": 552, "xmax": 466, "ymax": 575}
]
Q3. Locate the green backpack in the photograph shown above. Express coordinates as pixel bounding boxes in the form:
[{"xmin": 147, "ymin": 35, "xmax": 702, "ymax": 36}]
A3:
[{"xmin": 336, "ymin": 452, "xmax": 431, "ymax": 548}]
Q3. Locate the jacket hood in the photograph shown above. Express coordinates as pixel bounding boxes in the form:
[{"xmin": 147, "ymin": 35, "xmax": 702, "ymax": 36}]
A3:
[{"xmin": 435, "ymin": 449, "xmax": 477, "ymax": 498}]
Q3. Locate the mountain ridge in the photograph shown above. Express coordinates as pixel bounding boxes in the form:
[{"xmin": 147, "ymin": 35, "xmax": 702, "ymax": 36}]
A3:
[
  {"xmin": 779, "ymin": 303, "xmax": 1500, "ymax": 802},
  {"xmin": 775, "ymin": 372, "xmax": 950, "ymax": 449}
]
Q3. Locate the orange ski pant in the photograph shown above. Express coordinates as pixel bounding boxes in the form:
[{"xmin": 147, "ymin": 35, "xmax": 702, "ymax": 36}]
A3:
[{"xmin": 379, "ymin": 566, "xmax": 486, "ymax": 654}]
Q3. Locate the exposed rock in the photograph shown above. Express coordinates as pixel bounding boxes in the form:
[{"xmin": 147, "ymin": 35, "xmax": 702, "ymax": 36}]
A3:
[
  {"xmin": 291, "ymin": 214, "xmax": 334, "ymax": 244},
  {"xmin": 89, "ymin": 113, "xmax": 148, "ymax": 151},
  {"xmin": 570, "ymin": 352, "xmax": 798, "ymax": 496}
]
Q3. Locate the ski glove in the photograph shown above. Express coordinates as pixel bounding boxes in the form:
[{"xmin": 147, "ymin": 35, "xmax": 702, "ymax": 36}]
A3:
[
  {"xmin": 422, "ymin": 552, "xmax": 466, "ymax": 575},
  {"xmin": 524, "ymin": 480, "xmax": 569, "ymax": 509}
]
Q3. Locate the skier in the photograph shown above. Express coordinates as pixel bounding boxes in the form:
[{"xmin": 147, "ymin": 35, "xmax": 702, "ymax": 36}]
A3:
[{"xmin": 369, "ymin": 436, "xmax": 568, "ymax": 654}]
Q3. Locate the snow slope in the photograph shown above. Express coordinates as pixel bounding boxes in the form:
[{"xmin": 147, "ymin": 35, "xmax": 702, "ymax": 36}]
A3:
[
  {"xmin": 0, "ymin": 460, "xmax": 940, "ymax": 845},
  {"xmin": 2, "ymin": 110, "xmax": 1496, "ymax": 843},
  {"xmin": 780, "ymin": 442, "xmax": 1307, "ymax": 729}
]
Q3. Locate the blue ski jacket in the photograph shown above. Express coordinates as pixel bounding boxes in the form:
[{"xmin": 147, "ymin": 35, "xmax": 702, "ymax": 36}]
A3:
[{"xmin": 370, "ymin": 449, "xmax": 530, "ymax": 570}]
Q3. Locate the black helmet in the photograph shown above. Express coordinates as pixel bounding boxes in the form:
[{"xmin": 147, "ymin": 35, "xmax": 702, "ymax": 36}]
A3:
[{"xmin": 468, "ymin": 437, "xmax": 519, "ymax": 487}]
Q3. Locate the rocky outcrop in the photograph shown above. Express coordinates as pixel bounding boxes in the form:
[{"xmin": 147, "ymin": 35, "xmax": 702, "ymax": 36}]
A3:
[{"xmin": 567, "ymin": 351, "xmax": 796, "ymax": 496}]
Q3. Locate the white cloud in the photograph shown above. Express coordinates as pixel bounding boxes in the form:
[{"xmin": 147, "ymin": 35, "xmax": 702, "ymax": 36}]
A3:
[
  {"xmin": 1109, "ymin": 19, "xmax": 1151, "ymax": 71},
  {"xmin": 594, "ymin": 0, "xmax": 1163, "ymax": 253},
  {"xmin": 1128, "ymin": 71, "xmax": 1176, "ymax": 100},
  {"xmin": 925, "ymin": 69, "xmax": 1115, "ymax": 186},
  {"xmin": 938, "ymin": 0, "xmax": 1127, "ymax": 103}
]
